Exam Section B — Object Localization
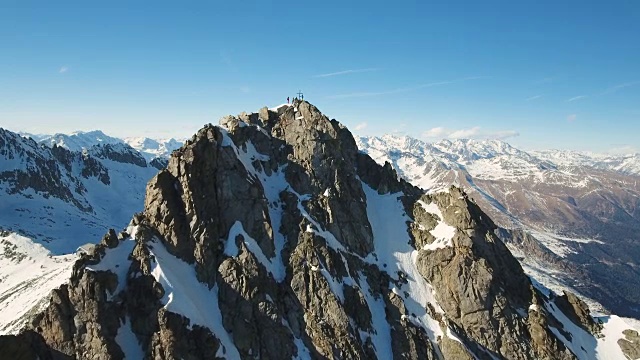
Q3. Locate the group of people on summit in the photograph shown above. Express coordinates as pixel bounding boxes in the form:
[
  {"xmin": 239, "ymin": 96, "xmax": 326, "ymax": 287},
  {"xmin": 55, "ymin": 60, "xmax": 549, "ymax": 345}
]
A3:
[{"xmin": 287, "ymin": 91, "xmax": 304, "ymax": 104}]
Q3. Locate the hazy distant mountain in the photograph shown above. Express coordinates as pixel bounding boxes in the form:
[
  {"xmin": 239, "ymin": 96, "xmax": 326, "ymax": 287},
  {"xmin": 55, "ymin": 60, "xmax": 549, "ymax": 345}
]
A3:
[
  {"xmin": 21, "ymin": 130, "xmax": 185, "ymax": 163},
  {"xmin": 36, "ymin": 130, "xmax": 123, "ymax": 151},
  {"xmin": 123, "ymin": 136, "xmax": 183, "ymax": 161},
  {"xmin": 533, "ymin": 149, "xmax": 640, "ymax": 177}
]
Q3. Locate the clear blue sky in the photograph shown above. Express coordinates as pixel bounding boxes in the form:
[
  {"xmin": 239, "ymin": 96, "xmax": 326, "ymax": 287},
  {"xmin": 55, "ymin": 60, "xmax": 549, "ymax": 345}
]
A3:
[{"xmin": 1, "ymin": 0, "xmax": 639, "ymax": 152}]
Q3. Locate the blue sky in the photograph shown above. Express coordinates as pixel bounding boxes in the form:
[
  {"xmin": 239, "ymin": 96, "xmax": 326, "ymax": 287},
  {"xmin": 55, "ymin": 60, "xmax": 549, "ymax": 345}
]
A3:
[{"xmin": 1, "ymin": 0, "xmax": 639, "ymax": 152}]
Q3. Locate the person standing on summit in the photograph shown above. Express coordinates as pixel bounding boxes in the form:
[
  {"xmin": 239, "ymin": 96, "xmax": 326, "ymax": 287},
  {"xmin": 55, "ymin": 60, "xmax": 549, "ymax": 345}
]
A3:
[{"xmin": 287, "ymin": 96, "xmax": 289, "ymax": 104}]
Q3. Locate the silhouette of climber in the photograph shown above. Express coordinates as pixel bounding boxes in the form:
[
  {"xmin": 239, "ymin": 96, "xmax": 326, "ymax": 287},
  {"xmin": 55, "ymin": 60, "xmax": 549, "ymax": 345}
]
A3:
[{"xmin": 287, "ymin": 96, "xmax": 290, "ymax": 104}]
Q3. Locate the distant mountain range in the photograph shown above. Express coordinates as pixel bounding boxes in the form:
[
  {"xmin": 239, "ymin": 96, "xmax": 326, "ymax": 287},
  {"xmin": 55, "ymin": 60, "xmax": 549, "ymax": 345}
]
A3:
[
  {"xmin": 22, "ymin": 130, "xmax": 184, "ymax": 161},
  {"xmin": 357, "ymin": 135, "xmax": 640, "ymax": 318}
]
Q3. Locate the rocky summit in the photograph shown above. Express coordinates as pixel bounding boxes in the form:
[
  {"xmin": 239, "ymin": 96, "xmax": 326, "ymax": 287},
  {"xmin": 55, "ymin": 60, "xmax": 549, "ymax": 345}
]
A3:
[{"xmin": 2, "ymin": 100, "xmax": 637, "ymax": 359}]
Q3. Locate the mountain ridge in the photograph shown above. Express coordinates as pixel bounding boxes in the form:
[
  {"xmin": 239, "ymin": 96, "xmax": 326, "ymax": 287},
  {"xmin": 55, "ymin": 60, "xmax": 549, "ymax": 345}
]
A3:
[
  {"xmin": 3, "ymin": 101, "xmax": 638, "ymax": 359},
  {"xmin": 18, "ymin": 130, "xmax": 640, "ymax": 177},
  {"xmin": 20, "ymin": 130, "xmax": 184, "ymax": 163}
]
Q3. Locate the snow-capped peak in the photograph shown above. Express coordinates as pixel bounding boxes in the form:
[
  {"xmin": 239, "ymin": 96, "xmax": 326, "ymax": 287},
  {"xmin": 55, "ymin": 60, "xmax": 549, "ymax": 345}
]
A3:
[
  {"xmin": 123, "ymin": 136, "xmax": 184, "ymax": 161},
  {"xmin": 433, "ymin": 138, "xmax": 535, "ymax": 164},
  {"xmin": 19, "ymin": 129, "xmax": 185, "ymax": 162},
  {"xmin": 37, "ymin": 130, "xmax": 123, "ymax": 152}
]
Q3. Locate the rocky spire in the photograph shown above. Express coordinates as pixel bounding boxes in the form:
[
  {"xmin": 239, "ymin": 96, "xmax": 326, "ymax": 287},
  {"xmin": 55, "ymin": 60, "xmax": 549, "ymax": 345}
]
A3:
[{"xmin": 4, "ymin": 101, "xmax": 630, "ymax": 360}]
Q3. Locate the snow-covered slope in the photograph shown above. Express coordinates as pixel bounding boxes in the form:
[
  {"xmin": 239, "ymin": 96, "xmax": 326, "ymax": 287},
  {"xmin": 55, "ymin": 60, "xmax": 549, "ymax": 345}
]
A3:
[
  {"xmin": 0, "ymin": 232, "xmax": 76, "ymax": 334},
  {"xmin": 0, "ymin": 127, "xmax": 159, "ymax": 332},
  {"xmin": 0, "ymin": 128, "xmax": 158, "ymax": 251}
]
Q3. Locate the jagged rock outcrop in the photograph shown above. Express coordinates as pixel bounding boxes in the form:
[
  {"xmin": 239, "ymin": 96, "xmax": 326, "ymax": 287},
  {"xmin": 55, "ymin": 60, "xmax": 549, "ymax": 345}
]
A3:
[
  {"xmin": 3, "ymin": 100, "xmax": 634, "ymax": 359},
  {"xmin": 553, "ymin": 291, "xmax": 602, "ymax": 335},
  {"xmin": 415, "ymin": 188, "xmax": 575, "ymax": 359}
]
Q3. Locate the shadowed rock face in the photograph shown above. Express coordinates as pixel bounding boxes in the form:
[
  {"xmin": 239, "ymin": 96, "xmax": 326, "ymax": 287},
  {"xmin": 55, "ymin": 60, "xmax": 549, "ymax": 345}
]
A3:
[
  {"xmin": 89, "ymin": 143, "xmax": 148, "ymax": 168},
  {"xmin": 149, "ymin": 157, "xmax": 168, "ymax": 170},
  {"xmin": 3, "ymin": 101, "xmax": 628, "ymax": 359}
]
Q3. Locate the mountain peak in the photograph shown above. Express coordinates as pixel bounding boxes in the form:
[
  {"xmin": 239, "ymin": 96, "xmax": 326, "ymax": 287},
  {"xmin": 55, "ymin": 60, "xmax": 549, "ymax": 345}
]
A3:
[
  {"xmin": 39, "ymin": 129, "xmax": 123, "ymax": 152},
  {"xmin": 3, "ymin": 105, "xmax": 638, "ymax": 359},
  {"xmin": 69, "ymin": 129, "xmax": 110, "ymax": 137}
]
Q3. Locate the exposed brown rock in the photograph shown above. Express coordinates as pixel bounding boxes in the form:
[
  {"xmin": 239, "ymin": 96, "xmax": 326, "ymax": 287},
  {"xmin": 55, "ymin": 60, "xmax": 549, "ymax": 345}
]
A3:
[
  {"xmin": 618, "ymin": 329, "xmax": 640, "ymax": 360},
  {"xmin": 2, "ymin": 101, "xmax": 612, "ymax": 360}
]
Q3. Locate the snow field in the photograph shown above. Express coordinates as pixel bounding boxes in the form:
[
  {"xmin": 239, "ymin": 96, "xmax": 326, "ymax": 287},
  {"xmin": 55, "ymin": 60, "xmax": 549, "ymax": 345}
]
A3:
[{"xmin": 0, "ymin": 232, "xmax": 77, "ymax": 334}]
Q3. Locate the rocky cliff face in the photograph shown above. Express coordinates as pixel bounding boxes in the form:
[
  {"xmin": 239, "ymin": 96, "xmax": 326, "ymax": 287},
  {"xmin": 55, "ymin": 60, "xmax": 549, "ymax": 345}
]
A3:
[{"xmin": 3, "ymin": 101, "xmax": 636, "ymax": 359}]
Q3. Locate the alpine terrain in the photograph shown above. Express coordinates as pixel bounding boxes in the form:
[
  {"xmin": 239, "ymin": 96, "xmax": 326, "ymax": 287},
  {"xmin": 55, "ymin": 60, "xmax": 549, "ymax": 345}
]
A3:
[
  {"xmin": 0, "ymin": 128, "xmax": 161, "ymax": 334},
  {"xmin": 30, "ymin": 130, "xmax": 183, "ymax": 164},
  {"xmin": 356, "ymin": 135, "xmax": 640, "ymax": 320},
  {"xmin": 1, "ymin": 100, "xmax": 639, "ymax": 359}
]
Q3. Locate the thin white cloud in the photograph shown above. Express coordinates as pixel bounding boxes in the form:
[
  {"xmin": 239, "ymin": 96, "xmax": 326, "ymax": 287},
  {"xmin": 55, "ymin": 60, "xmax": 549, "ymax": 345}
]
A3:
[
  {"xmin": 602, "ymin": 81, "xmax": 640, "ymax": 95},
  {"xmin": 526, "ymin": 95, "xmax": 543, "ymax": 101},
  {"xmin": 354, "ymin": 122, "xmax": 368, "ymax": 131},
  {"xmin": 313, "ymin": 68, "xmax": 379, "ymax": 78},
  {"xmin": 448, "ymin": 127, "xmax": 481, "ymax": 139},
  {"xmin": 566, "ymin": 95, "xmax": 587, "ymax": 102},
  {"xmin": 423, "ymin": 126, "xmax": 519, "ymax": 140},
  {"xmin": 327, "ymin": 76, "xmax": 489, "ymax": 99},
  {"xmin": 59, "ymin": 66, "xmax": 69, "ymax": 73},
  {"xmin": 423, "ymin": 126, "xmax": 448, "ymax": 138},
  {"xmin": 567, "ymin": 114, "xmax": 577, "ymax": 122}
]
